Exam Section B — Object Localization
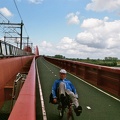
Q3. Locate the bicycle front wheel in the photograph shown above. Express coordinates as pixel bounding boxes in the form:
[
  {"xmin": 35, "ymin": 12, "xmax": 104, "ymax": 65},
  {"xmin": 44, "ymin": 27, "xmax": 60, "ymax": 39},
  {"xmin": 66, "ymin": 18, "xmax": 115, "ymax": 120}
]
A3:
[
  {"xmin": 67, "ymin": 113, "xmax": 74, "ymax": 120},
  {"xmin": 59, "ymin": 109, "xmax": 64, "ymax": 119},
  {"xmin": 67, "ymin": 109, "xmax": 74, "ymax": 120}
]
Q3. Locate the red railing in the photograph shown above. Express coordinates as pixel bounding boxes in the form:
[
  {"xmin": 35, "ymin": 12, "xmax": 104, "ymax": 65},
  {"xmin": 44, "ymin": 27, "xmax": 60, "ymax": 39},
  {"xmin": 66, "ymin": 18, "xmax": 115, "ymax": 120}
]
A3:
[
  {"xmin": 44, "ymin": 57, "xmax": 120, "ymax": 97},
  {"xmin": 8, "ymin": 57, "xmax": 36, "ymax": 120}
]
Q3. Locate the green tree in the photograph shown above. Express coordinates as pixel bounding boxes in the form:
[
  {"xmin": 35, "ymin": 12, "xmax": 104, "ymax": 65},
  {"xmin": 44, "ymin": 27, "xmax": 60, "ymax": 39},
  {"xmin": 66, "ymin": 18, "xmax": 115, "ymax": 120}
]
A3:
[{"xmin": 54, "ymin": 55, "xmax": 65, "ymax": 59}]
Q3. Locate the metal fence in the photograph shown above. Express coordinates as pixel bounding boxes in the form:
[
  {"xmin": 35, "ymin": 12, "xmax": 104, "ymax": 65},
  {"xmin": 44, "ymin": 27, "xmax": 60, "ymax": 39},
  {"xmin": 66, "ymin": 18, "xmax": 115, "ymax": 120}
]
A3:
[
  {"xmin": 11, "ymin": 73, "xmax": 27, "ymax": 110},
  {"xmin": 0, "ymin": 40, "xmax": 33, "ymax": 58}
]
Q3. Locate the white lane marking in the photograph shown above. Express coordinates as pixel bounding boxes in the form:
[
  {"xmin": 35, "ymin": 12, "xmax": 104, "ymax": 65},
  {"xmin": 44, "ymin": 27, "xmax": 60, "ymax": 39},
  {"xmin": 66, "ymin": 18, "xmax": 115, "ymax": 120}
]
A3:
[
  {"xmin": 36, "ymin": 63, "xmax": 47, "ymax": 120},
  {"xmin": 86, "ymin": 106, "xmax": 91, "ymax": 110},
  {"xmin": 42, "ymin": 61, "xmax": 50, "ymax": 70},
  {"xmin": 44, "ymin": 59, "xmax": 120, "ymax": 102},
  {"xmin": 69, "ymin": 73, "xmax": 120, "ymax": 102},
  {"xmin": 41, "ymin": 59, "xmax": 57, "ymax": 76}
]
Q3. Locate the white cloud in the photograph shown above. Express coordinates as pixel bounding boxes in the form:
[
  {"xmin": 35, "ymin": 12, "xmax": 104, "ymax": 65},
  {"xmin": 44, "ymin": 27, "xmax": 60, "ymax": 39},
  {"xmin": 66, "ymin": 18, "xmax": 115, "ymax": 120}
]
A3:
[
  {"xmin": 39, "ymin": 37, "xmax": 99, "ymax": 58},
  {"xmin": 29, "ymin": 0, "xmax": 43, "ymax": 4},
  {"xmin": 57, "ymin": 37, "xmax": 76, "ymax": 50},
  {"xmin": 66, "ymin": 12, "xmax": 80, "ymax": 25},
  {"xmin": 39, "ymin": 41, "xmax": 55, "ymax": 56},
  {"xmin": 0, "ymin": 37, "xmax": 4, "ymax": 41},
  {"xmin": 104, "ymin": 16, "xmax": 109, "ymax": 21},
  {"xmin": 59, "ymin": 37, "xmax": 73, "ymax": 44},
  {"xmin": 39, "ymin": 17, "xmax": 120, "ymax": 59},
  {"xmin": 86, "ymin": 0, "xmax": 120, "ymax": 12},
  {"xmin": 77, "ymin": 18, "xmax": 120, "ymax": 50},
  {"xmin": 0, "ymin": 7, "xmax": 13, "ymax": 17},
  {"xmin": 81, "ymin": 18, "xmax": 104, "ymax": 29},
  {"xmin": 40, "ymin": 41, "xmax": 52, "ymax": 48},
  {"xmin": 76, "ymin": 32, "xmax": 94, "ymax": 44}
]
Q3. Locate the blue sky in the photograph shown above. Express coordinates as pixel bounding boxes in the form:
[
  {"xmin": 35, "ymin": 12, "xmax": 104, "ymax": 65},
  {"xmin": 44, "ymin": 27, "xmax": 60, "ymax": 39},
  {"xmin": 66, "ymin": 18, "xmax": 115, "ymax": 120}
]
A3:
[{"xmin": 0, "ymin": 0, "xmax": 120, "ymax": 59}]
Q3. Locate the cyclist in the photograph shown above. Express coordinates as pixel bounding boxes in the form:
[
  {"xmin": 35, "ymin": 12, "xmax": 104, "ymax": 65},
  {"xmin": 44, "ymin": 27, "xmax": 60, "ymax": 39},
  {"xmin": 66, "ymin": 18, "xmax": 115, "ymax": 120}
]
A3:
[{"xmin": 51, "ymin": 69, "xmax": 82, "ymax": 116}]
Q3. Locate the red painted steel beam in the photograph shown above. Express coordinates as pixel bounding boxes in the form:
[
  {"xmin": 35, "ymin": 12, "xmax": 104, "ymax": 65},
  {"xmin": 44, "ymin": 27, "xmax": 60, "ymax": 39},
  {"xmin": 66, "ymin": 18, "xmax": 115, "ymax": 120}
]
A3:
[
  {"xmin": 35, "ymin": 46, "xmax": 39, "ymax": 56},
  {"xmin": 0, "ymin": 56, "xmax": 34, "ymax": 107},
  {"xmin": 8, "ymin": 57, "xmax": 36, "ymax": 120}
]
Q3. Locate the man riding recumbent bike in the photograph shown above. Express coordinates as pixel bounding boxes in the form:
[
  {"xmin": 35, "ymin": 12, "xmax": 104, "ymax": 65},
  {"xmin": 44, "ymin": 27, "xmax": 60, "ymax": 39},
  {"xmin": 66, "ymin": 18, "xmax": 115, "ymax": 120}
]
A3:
[{"xmin": 49, "ymin": 69, "xmax": 82, "ymax": 119}]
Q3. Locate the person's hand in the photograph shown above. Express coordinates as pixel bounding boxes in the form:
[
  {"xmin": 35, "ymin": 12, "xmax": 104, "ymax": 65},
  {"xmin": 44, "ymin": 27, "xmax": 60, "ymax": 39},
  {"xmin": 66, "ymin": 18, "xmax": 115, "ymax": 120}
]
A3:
[{"xmin": 53, "ymin": 98, "xmax": 57, "ymax": 104}]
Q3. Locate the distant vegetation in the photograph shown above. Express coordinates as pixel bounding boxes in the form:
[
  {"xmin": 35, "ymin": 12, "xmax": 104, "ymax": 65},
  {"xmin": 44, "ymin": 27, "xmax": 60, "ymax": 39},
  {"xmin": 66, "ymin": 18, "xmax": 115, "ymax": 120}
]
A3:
[
  {"xmin": 68, "ymin": 57, "xmax": 119, "ymax": 67},
  {"xmin": 54, "ymin": 55, "xmax": 65, "ymax": 59},
  {"xmin": 50, "ymin": 55, "xmax": 120, "ymax": 67}
]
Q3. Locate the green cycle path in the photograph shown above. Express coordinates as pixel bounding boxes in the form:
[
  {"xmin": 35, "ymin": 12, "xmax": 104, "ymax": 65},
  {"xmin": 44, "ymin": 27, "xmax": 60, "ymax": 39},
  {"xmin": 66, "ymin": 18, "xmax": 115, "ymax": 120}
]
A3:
[{"xmin": 36, "ymin": 57, "xmax": 120, "ymax": 120}]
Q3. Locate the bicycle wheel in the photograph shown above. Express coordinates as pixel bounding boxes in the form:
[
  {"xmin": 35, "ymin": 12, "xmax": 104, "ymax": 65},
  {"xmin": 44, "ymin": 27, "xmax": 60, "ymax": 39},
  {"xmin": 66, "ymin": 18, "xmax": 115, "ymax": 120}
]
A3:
[
  {"xmin": 59, "ymin": 109, "xmax": 64, "ymax": 119},
  {"xmin": 67, "ymin": 112, "xmax": 74, "ymax": 120},
  {"xmin": 67, "ymin": 106, "xmax": 74, "ymax": 120},
  {"xmin": 67, "ymin": 115, "xmax": 74, "ymax": 120}
]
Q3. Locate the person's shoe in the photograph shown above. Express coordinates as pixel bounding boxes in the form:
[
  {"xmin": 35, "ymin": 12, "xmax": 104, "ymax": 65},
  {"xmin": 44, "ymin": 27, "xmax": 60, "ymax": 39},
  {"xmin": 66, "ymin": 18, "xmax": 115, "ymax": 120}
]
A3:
[{"xmin": 74, "ymin": 106, "xmax": 82, "ymax": 116}]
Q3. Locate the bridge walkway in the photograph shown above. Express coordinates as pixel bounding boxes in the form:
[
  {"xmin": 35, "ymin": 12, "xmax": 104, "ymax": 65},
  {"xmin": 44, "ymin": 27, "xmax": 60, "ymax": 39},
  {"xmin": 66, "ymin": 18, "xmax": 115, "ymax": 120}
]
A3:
[{"xmin": 36, "ymin": 57, "xmax": 120, "ymax": 120}]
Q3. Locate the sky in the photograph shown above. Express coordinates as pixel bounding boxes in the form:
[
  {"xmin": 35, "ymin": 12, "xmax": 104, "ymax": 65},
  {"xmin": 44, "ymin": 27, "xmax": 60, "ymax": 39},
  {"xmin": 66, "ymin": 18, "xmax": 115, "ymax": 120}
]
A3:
[{"xmin": 0, "ymin": 0, "xmax": 120, "ymax": 59}]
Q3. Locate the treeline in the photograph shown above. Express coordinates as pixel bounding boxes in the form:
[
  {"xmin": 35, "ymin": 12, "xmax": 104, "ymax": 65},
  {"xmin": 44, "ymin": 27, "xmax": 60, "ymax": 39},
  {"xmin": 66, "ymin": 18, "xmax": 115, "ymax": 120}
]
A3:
[
  {"xmin": 68, "ymin": 57, "xmax": 119, "ymax": 67},
  {"xmin": 51, "ymin": 55, "xmax": 120, "ymax": 67}
]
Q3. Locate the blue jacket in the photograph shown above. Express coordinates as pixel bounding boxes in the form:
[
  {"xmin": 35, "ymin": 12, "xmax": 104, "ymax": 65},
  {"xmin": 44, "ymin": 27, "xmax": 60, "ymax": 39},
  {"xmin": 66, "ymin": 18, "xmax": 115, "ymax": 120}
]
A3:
[{"xmin": 52, "ymin": 78, "xmax": 77, "ymax": 98}]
